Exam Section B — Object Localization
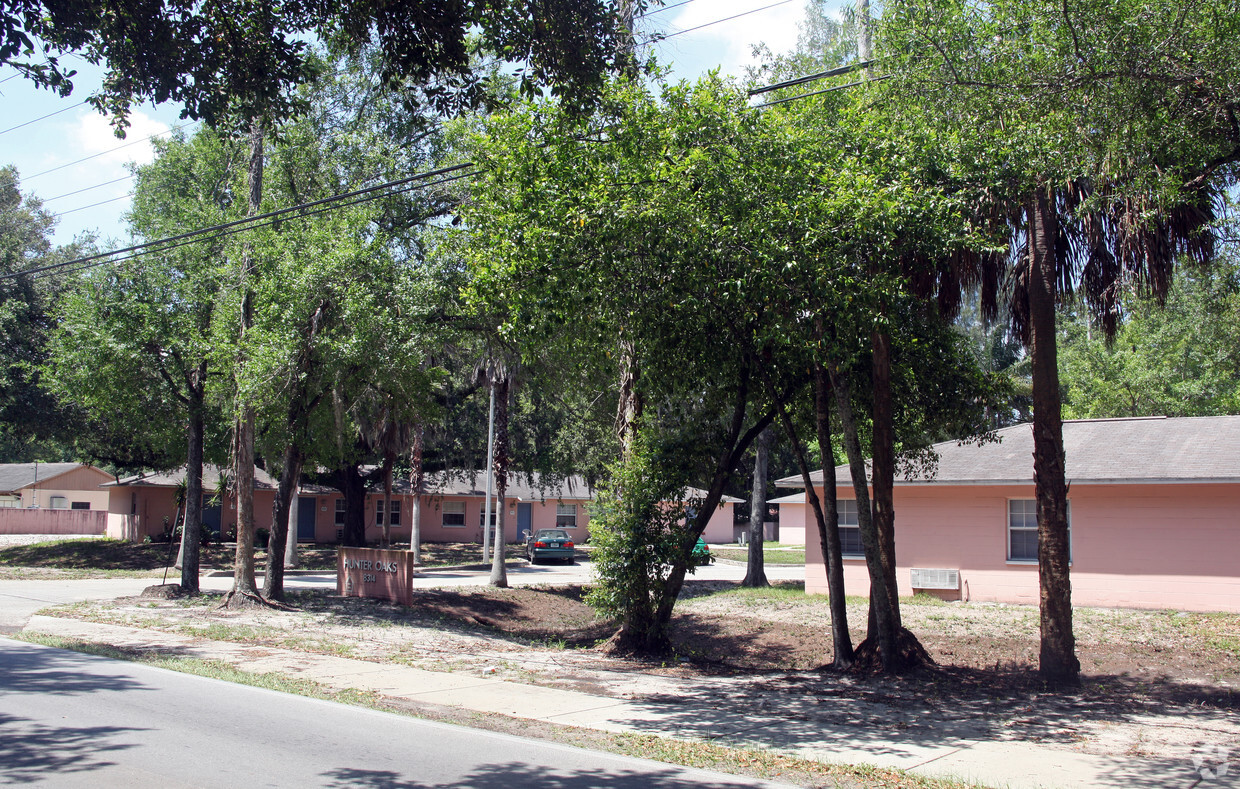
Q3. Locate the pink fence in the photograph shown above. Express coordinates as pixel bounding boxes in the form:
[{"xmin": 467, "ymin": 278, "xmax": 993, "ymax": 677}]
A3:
[{"xmin": 0, "ymin": 509, "xmax": 107, "ymax": 535}]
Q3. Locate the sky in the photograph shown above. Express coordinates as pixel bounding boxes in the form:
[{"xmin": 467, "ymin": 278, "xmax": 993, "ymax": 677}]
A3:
[{"xmin": 0, "ymin": 0, "xmax": 814, "ymax": 247}]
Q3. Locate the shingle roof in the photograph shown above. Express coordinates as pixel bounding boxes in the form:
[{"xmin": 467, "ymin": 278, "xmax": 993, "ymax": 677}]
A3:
[
  {"xmin": 106, "ymin": 464, "xmax": 278, "ymax": 491},
  {"xmin": 412, "ymin": 471, "xmax": 594, "ymax": 501},
  {"xmin": 0, "ymin": 463, "xmax": 99, "ymax": 493},
  {"xmin": 774, "ymin": 415, "xmax": 1240, "ymax": 488}
]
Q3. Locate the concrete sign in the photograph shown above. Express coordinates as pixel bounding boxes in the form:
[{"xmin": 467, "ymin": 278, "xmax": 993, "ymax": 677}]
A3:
[{"xmin": 337, "ymin": 547, "xmax": 415, "ymax": 606}]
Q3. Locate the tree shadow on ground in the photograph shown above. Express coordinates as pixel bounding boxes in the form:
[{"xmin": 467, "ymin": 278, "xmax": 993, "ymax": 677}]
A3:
[
  {"xmin": 0, "ymin": 712, "xmax": 148, "ymax": 784},
  {"xmin": 610, "ymin": 659, "xmax": 1237, "ymax": 784},
  {"xmin": 321, "ymin": 762, "xmax": 769, "ymax": 788},
  {"xmin": 0, "ymin": 641, "xmax": 151, "ymax": 697},
  {"xmin": 282, "ymin": 587, "xmax": 616, "ymax": 647}
]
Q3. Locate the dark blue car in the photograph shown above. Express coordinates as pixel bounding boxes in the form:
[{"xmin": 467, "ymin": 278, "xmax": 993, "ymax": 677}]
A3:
[{"xmin": 525, "ymin": 528, "xmax": 575, "ymax": 564}]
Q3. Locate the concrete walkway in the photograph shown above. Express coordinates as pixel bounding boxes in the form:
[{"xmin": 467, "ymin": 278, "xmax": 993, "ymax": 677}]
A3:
[{"xmin": 19, "ymin": 615, "xmax": 1224, "ymax": 789}]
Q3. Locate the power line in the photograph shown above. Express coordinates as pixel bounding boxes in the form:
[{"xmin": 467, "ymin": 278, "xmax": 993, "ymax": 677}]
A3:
[
  {"xmin": 51, "ymin": 192, "xmax": 135, "ymax": 218},
  {"xmin": 0, "ymin": 99, "xmax": 89, "ymax": 136},
  {"xmin": 42, "ymin": 174, "xmax": 135, "ymax": 203},
  {"xmin": 748, "ymin": 60, "xmax": 876, "ymax": 96},
  {"xmin": 23, "ymin": 122, "xmax": 199, "ymax": 180},
  {"xmin": 753, "ymin": 75, "xmax": 890, "ymax": 108},
  {"xmin": 7, "ymin": 161, "xmax": 474, "ymax": 281},
  {"xmin": 40, "ymin": 169, "xmax": 478, "ymax": 281},
  {"xmin": 651, "ymin": 0, "xmax": 797, "ymax": 42},
  {"xmin": 637, "ymin": 0, "xmax": 700, "ymax": 18}
]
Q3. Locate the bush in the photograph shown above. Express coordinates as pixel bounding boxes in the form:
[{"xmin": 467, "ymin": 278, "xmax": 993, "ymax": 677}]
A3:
[{"xmin": 585, "ymin": 431, "xmax": 703, "ymax": 652}]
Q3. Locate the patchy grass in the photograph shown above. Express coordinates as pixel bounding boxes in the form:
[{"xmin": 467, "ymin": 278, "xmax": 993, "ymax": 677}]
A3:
[
  {"xmin": 0, "ymin": 539, "xmax": 521, "ymax": 579},
  {"xmin": 711, "ymin": 545, "xmax": 806, "ymax": 564},
  {"xmin": 20, "ymin": 632, "xmax": 983, "ymax": 789}
]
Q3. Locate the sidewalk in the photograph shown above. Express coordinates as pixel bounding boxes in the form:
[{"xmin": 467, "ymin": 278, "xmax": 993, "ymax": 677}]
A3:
[{"xmin": 21, "ymin": 615, "xmax": 1221, "ymax": 789}]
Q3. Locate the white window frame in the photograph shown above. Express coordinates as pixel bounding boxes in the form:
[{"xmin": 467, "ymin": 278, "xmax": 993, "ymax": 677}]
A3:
[
  {"xmin": 388, "ymin": 499, "xmax": 400, "ymax": 527},
  {"xmin": 1007, "ymin": 499, "xmax": 1071, "ymax": 564},
  {"xmin": 555, "ymin": 502, "xmax": 578, "ymax": 528},
  {"xmin": 49, "ymin": 495, "xmax": 68, "ymax": 510},
  {"xmin": 334, "ymin": 498, "xmax": 346, "ymax": 526},
  {"xmin": 837, "ymin": 499, "xmax": 863, "ymax": 557},
  {"xmin": 442, "ymin": 501, "xmax": 466, "ymax": 528},
  {"xmin": 478, "ymin": 506, "xmax": 497, "ymax": 527},
  {"xmin": 375, "ymin": 500, "xmax": 385, "ymax": 527},
  {"xmin": 0, "ymin": 495, "xmax": 19, "ymax": 508}
]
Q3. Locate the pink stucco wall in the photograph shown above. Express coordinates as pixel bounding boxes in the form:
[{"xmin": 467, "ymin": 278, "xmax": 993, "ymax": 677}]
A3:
[
  {"xmin": 803, "ymin": 483, "xmax": 1240, "ymax": 613},
  {"xmin": 700, "ymin": 502, "xmax": 737, "ymax": 543},
  {"xmin": 106, "ymin": 487, "xmax": 276, "ymax": 542},
  {"xmin": 306, "ymin": 492, "xmax": 592, "ymax": 545},
  {"xmin": 776, "ymin": 501, "xmax": 808, "ymax": 546},
  {"xmin": 0, "ymin": 509, "xmax": 106, "ymax": 534}
]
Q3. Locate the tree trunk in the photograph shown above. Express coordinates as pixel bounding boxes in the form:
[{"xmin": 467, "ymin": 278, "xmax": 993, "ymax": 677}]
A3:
[
  {"xmin": 814, "ymin": 361, "xmax": 854, "ymax": 668},
  {"xmin": 870, "ymin": 329, "xmax": 901, "ymax": 630},
  {"xmin": 178, "ymin": 376, "xmax": 205, "ymax": 594},
  {"xmin": 263, "ymin": 443, "xmax": 303, "ymax": 601},
  {"xmin": 615, "ymin": 338, "xmax": 643, "ymax": 457},
  {"xmin": 741, "ymin": 425, "xmax": 771, "ymax": 587},
  {"xmin": 410, "ymin": 424, "xmax": 424, "ymax": 563},
  {"xmin": 831, "ymin": 368, "xmax": 899, "ymax": 671},
  {"xmin": 490, "ymin": 377, "xmax": 510, "ymax": 587},
  {"xmin": 340, "ymin": 463, "xmax": 368, "ymax": 547},
  {"xmin": 284, "ymin": 491, "xmax": 299, "ymax": 569},
  {"xmin": 1027, "ymin": 188, "xmax": 1080, "ymax": 685},
  {"xmin": 228, "ymin": 116, "xmax": 265, "ymax": 604}
]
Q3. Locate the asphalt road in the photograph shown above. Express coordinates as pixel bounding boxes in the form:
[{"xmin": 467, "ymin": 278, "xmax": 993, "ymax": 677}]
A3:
[{"xmin": 0, "ymin": 639, "xmax": 798, "ymax": 788}]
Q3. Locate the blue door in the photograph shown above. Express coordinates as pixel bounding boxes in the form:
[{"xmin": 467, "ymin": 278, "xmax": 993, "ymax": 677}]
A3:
[
  {"xmin": 517, "ymin": 503, "xmax": 532, "ymax": 540},
  {"xmin": 296, "ymin": 496, "xmax": 317, "ymax": 542},
  {"xmin": 201, "ymin": 504, "xmax": 221, "ymax": 538}
]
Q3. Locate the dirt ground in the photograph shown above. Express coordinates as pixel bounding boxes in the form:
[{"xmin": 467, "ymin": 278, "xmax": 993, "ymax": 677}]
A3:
[
  {"xmin": 46, "ymin": 579, "xmax": 1240, "ymax": 767},
  {"xmin": 0, "ymin": 538, "xmax": 504, "ymax": 579}
]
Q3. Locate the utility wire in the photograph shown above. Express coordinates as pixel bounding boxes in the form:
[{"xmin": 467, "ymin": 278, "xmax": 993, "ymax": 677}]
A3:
[
  {"xmin": 754, "ymin": 75, "xmax": 890, "ymax": 108},
  {"xmin": 51, "ymin": 191, "xmax": 135, "ymax": 217},
  {"xmin": 651, "ymin": 0, "xmax": 796, "ymax": 41},
  {"xmin": 23, "ymin": 121, "xmax": 199, "ymax": 180},
  {"xmin": 39, "ymin": 169, "xmax": 477, "ymax": 281},
  {"xmin": 0, "ymin": 99, "xmax": 89, "ymax": 135},
  {"xmin": 636, "ymin": 0, "xmax": 699, "ymax": 18},
  {"xmin": 42, "ymin": 174, "xmax": 135, "ymax": 203},
  {"xmin": 748, "ymin": 60, "xmax": 876, "ymax": 96},
  {"xmin": 7, "ymin": 161, "xmax": 474, "ymax": 281}
]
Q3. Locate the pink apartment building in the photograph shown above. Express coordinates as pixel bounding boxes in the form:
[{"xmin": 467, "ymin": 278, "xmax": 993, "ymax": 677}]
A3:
[
  {"xmin": 775, "ymin": 415, "xmax": 1240, "ymax": 613},
  {"xmin": 296, "ymin": 471, "xmax": 595, "ymax": 546}
]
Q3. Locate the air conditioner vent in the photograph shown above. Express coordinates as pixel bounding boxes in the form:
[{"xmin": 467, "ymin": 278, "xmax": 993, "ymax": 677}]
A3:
[{"xmin": 910, "ymin": 568, "xmax": 959, "ymax": 590}]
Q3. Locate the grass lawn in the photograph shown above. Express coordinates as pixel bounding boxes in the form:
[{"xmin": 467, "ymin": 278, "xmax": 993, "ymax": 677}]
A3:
[{"xmin": 711, "ymin": 542, "xmax": 805, "ymax": 564}]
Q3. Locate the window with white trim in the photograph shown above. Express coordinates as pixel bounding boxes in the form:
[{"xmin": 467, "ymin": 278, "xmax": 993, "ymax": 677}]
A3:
[
  {"xmin": 837, "ymin": 499, "xmax": 862, "ymax": 556},
  {"xmin": 478, "ymin": 506, "xmax": 497, "ymax": 527},
  {"xmin": 556, "ymin": 503, "xmax": 577, "ymax": 528},
  {"xmin": 442, "ymin": 501, "xmax": 466, "ymax": 527},
  {"xmin": 0, "ymin": 495, "xmax": 19, "ymax": 508},
  {"xmin": 49, "ymin": 496, "xmax": 68, "ymax": 509},
  {"xmin": 1008, "ymin": 500, "xmax": 1071, "ymax": 562},
  {"xmin": 334, "ymin": 498, "xmax": 346, "ymax": 526},
  {"xmin": 388, "ymin": 499, "xmax": 400, "ymax": 526},
  {"xmin": 375, "ymin": 500, "xmax": 384, "ymax": 527}
]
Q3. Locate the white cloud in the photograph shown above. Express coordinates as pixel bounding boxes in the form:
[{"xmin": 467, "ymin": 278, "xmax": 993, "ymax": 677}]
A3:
[
  {"xmin": 652, "ymin": 0, "xmax": 807, "ymax": 78},
  {"xmin": 72, "ymin": 109, "xmax": 171, "ymax": 168}
]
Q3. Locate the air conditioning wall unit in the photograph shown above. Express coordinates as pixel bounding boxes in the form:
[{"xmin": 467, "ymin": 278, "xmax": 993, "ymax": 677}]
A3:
[{"xmin": 910, "ymin": 568, "xmax": 960, "ymax": 590}]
